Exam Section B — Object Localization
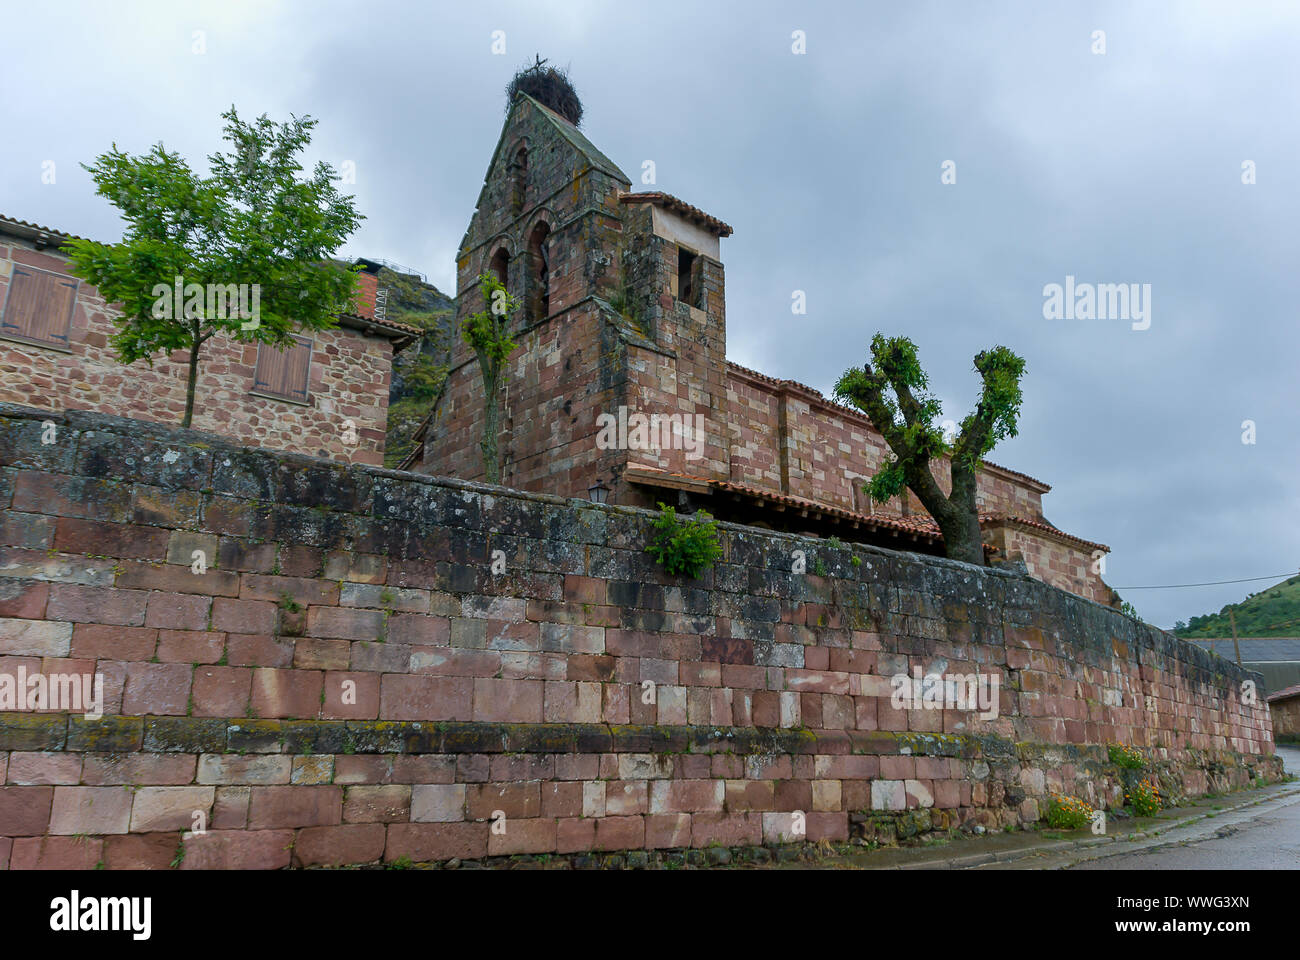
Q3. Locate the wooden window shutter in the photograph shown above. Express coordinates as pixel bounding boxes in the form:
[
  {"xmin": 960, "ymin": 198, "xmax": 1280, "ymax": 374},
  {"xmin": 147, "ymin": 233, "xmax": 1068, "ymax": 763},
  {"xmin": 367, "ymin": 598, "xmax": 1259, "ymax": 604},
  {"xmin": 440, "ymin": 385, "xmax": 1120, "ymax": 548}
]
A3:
[
  {"xmin": 253, "ymin": 335, "xmax": 312, "ymax": 402},
  {"xmin": 1, "ymin": 264, "xmax": 77, "ymax": 347}
]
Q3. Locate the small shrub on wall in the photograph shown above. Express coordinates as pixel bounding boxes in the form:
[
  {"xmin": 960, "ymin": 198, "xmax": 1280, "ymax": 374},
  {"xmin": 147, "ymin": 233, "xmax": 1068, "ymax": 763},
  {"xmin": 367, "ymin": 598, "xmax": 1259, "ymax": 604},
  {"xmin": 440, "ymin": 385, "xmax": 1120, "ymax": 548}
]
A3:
[
  {"xmin": 1108, "ymin": 743, "xmax": 1146, "ymax": 770},
  {"xmin": 1126, "ymin": 777, "xmax": 1163, "ymax": 817},
  {"xmin": 646, "ymin": 503, "xmax": 723, "ymax": 579},
  {"xmin": 1044, "ymin": 793, "xmax": 1094, "ymax": 830}
]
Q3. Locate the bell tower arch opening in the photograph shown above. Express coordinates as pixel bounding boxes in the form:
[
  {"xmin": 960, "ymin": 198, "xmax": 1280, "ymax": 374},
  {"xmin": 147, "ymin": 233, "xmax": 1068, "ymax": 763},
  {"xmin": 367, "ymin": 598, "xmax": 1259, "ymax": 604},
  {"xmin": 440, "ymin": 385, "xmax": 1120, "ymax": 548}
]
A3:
[{"xmin": 528, "ymin": 221, "xmax": 551, "ymax": 321}]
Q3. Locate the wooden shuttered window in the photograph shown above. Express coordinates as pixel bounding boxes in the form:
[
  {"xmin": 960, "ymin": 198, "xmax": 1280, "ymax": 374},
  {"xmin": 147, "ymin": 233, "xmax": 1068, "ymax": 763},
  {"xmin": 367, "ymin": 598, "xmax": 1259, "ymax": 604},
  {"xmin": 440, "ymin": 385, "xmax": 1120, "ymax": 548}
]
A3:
[
  {"xmin": 0, "ymin": 263, "xmax": 78, "ymax": 348},
  {"xmin": 252, "ymin": 335, "xmax": 312, "ymax": 403}
]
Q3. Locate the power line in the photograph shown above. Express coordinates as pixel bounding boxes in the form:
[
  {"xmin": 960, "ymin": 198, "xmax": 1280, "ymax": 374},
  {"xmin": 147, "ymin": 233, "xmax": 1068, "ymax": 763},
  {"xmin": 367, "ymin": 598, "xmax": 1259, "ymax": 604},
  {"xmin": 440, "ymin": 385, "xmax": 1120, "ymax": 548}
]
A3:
[{"xmin": 1113, "ymin": 572, "xmax": 1297, "ymax": 590}]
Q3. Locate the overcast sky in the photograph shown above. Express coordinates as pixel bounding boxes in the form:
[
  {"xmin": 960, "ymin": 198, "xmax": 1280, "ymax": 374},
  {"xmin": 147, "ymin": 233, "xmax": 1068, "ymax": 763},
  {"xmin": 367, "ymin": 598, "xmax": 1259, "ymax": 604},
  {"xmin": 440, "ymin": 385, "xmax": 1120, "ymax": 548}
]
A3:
[{"xmin": 2, "ymin": 1, "xmax": 1296, "ymax": 628}]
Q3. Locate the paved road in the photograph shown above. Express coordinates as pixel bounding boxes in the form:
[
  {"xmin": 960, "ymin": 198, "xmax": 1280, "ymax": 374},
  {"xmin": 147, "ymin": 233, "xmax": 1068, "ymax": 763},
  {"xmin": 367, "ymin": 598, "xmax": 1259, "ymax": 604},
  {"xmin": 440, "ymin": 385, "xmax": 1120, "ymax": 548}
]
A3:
[
  {"xmin": 1279, "ymin": 744, "xmax": 1300, "ymax": 776},
  {"xmin": 1069, "ymin": 746, "xmax": 1300, "ymax": 870}
]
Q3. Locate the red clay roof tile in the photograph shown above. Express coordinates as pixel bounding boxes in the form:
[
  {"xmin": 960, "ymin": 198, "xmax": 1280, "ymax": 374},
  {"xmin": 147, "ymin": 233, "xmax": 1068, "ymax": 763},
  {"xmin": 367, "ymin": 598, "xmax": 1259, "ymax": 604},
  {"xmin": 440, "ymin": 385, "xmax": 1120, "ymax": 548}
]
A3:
[{"xmin": 618, "ymin": 192, "xmax": 733, "ymax": 237}]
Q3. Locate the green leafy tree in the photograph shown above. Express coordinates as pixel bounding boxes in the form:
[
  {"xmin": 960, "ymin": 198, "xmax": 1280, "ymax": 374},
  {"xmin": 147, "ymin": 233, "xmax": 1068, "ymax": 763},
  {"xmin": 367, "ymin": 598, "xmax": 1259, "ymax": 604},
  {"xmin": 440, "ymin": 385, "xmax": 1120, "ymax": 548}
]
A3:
[
  {"xmin": 833, "ymin": 334, "xmax": 1025, "ymax": 566},
  {"xmin": 461, "ymin": 273, "xmax": 520, "ymax": 484},
  {"xmin": 62, "ymin": 107, "xmax": 363, "ymax": 428}
]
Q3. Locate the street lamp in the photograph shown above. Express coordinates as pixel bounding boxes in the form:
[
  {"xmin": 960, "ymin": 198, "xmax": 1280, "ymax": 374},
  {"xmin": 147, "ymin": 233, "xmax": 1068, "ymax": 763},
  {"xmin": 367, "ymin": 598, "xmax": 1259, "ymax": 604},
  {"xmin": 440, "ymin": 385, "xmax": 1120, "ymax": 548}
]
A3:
[{"xmin": 587, "ymin": 479, "xmax": 609, "ymax": 504}]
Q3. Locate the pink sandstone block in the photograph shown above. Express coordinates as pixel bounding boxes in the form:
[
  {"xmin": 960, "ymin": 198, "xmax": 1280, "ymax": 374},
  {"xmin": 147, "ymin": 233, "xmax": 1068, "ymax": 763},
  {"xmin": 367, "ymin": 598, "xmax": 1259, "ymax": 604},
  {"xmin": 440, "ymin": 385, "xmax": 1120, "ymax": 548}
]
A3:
[
  {"xmin": 380, "ymin": 674, "xmax": 473, "ymax": 721},
  {"xmin": 143, "ymin": 592, "xmax": 210, "ymax": 631},
  {"xmin": 80, "ymin": 753, "xmax": 195, "ymax": 787},
  {"xmin": 129, "ymin": 786, "xmax": 215, "ymax": 832},
  {"xmin": 342, "ymin": 785, "xmax": 411, "ymax": 823},
  {"xmin": 472, "ymin": 678, "xmax": 543, "ymax": 722},
  {"xmin": 251, "ymin": 667, "xmax": 323, "ymax": 719},
  {"xmin": 225, "ymin": 633, "xmax": 294, "ymax": 668},
  {"xmin": 724, "ymin": 779, "xmax": 775, "ymax": 812},
  {"xmin": 104, "ymin": 832, "xmax": 180, "ymax": 869},
  {"xmin": 466, "ymin": 782, "xmax": 540, "ymax": 820},
  {"xmin": 391, "ymin": 755, "xmax": 457, "ymax": 784},
  {"xmin": 211, "ymin": 597, "xmax": 277, "ymax": 635},
  {"xmin": 594, "ymin": 815, "xmax": 645, "ymax": 851},
  {"xmin": 247, "ymin": 786, "xmax": 342, "ymax": 829},
  {"xmin": 488, "ymin": 755, "xmax": 554, "ymax": 781},
  {"xmin": 385, "ymin": 822, "xmax": 487, "ymax": 863},
  {"xmin": 321, "ymin": 670, "xmax": 380, "ymax": 719},
  {"xmin": 487, "ymin": 817, "xmax": 556, "ymax": 856},
  {"xmin": 557, "ymin": 817, "xmax": 596, "ymax": 853},
  {"xmin": 212, "ymin": 786, "xmax": 251, "ymax": 829},
  {"xmin": 649, "ymin": 779, "xmax": 724, "ymax": 814},
  {"xmin": 293, "ymin": 824, "xmax": 387, "ymax": 867},
  {"xmin": 291, "ymin": 638, "xmax": 351, "ymax": 671},
  {"xmin": 691, "ymin": 812, "xmax": 760, "ymax": 848},
  {"xmin": 541, "ymin": 781, "xmax": 583, "ymax": 818},
  {"xmin": 121, "ymin": 661, "xmax": 192, "ymax": 715},
  {"xmin": 805, "ymin": 812, "xmax": 850, "ymax": 842},
  {"xmin": 191, "ymin": 665, "xmax": 252, "ymax": 717},
  {"xmin": 70, "ymin": 623, "xmax": 157, "ymax": 660},
  {"xmin": 156, "ymin": 629, "xmax": 225, "ymax": 663},
  {"xmin": 49, "ymin": 786, "xmax": 133, "ymax": 834},
  {"xmin": 646, "ymin": 813, "xmax": 692, "ymax": 849},
  {"xmin": 9, "ymin": 835, "xmax": 103, "ymax": 869},
  {"xmin": 0, "ymin": 787, "xmax": 51, "ymax": 837},
  {"xmin": 604, "ymin": 781, "xmax": 649, "ymax": 816},
  {"xmin": 411, "ymin": 784, "xmax": 467, "ymax": 822},
  {"xmin": 197, "ymin": 754, "xmax": 291, "ymax": 785},
  {"xmin": 6, "ymin": 752, "xmax": 83, "ymax": 785},
  {"xmin": 182, "ymin": 829, "xmax": 294, "ymax": 869}
]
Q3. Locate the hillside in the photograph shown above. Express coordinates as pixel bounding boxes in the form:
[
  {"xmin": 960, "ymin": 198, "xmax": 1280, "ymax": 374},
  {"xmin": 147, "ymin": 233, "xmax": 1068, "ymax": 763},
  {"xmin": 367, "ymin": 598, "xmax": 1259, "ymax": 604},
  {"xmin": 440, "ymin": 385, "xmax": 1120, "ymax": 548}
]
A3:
[
  {"xmin": 1173, "ymin": 573, "xmax": 1300, "ymax": 638},
  {"xmin": 371, "ymin": 266, "xmax": 454, "ymax": 468}
]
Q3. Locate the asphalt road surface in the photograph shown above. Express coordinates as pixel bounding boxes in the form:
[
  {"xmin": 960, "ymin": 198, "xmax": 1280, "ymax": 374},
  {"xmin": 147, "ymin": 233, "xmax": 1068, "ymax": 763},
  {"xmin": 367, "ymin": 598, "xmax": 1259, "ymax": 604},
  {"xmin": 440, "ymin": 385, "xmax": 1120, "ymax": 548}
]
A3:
[{"xmin": 1071, "ymin": 746, "xmax": 1300, "ymax": 870}]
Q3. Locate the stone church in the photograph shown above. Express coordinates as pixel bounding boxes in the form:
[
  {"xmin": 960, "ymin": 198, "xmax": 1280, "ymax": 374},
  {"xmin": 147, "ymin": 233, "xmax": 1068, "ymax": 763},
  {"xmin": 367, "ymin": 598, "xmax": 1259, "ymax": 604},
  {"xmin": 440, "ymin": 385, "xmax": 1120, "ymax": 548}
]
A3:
[{"xmin": 406, "ymin": 92, "xmax": 1115, "ymax": 606}]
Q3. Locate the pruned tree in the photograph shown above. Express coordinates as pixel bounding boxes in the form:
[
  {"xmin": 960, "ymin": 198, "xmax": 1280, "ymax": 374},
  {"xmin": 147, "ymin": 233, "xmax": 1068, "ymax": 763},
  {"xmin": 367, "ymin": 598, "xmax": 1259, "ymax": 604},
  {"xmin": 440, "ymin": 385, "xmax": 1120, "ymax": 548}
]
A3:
[
  {"xmin": 833, "ymin": 334, "xmax": 1025, "ymax": 566},
  {"xmin": 62, "ymin": 106, "xmax": 363, "ymax": 428},
  {"xmin": 462, "ymin": 273, "xmax": 520, "ymax": 484}
]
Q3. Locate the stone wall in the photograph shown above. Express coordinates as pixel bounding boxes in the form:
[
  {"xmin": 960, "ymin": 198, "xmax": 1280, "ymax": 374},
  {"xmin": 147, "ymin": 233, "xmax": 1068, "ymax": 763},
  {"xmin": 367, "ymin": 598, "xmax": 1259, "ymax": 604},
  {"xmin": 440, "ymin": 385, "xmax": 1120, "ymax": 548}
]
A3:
[
  {"xmin": 0, "ymin": 403, "xmax": 1280, "ymax": 868},
  {"xmin": 1269, "ymin": 695, "xmax": 1299, "ymax": 738},
  {"xmin": 0, "ymin": 232, "xmax": 396, "ymax": 466}
]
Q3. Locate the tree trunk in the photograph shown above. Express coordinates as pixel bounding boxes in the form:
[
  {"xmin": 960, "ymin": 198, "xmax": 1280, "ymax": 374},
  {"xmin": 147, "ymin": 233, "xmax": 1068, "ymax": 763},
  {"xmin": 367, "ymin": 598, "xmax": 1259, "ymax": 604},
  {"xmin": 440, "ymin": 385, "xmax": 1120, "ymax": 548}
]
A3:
[
  {"xmin": 938, "ymin": 463, "xmax": 985, "ymax": 565},
  {"xmin": 906, "ymin": 460, "xmax": 986, "ymax": 566},
  {"xmin": 182, "ymin": 329, "xmax": 201, "ymax": 429},
  {"xmin": 479, "ymin": 358, "xmax": 501, "ymax": 484},
  {"xmin": 934, "ymin": 505, "xmax": 986, "ymax": 566}
]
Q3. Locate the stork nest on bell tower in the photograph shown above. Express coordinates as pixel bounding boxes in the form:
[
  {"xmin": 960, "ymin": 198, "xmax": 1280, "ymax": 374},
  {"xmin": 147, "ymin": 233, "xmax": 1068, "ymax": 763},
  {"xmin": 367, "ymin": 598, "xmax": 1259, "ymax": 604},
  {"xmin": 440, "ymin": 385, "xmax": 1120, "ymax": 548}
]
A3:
[{"xmin": 506, "ymin": 56, "xmax": 583, "ymax": 127}]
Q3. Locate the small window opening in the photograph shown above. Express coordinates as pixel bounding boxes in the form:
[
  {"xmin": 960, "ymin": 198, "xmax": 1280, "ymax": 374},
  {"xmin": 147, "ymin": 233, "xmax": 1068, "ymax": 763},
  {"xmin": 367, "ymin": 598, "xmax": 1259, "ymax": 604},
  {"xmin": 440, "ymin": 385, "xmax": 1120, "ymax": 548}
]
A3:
[
  {"xmin": 677, "ymin": 247, "xmax": 697, "ymax": 307},
  {"xmin": 511, "ymin": 147, "xmax": 528, "ymax": 213},
  {"xmin": 489, "ymin": 248, "xmax": 510, "ymax": 289},
  {"xmin": 529, "ymin": 222, "xmax": 551, "ymax": 321}
]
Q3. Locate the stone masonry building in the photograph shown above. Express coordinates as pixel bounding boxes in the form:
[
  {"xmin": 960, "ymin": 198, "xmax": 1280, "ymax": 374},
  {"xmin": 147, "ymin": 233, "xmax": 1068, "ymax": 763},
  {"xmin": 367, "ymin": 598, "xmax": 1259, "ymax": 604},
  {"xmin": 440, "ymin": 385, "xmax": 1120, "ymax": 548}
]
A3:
[
  {"xmin": 0, "ymin": 215, "xmax": 417, "ymax": 466},
  {"xmin": 408, "ymin": 93, "xmax": 1115, "ymax": 606}
]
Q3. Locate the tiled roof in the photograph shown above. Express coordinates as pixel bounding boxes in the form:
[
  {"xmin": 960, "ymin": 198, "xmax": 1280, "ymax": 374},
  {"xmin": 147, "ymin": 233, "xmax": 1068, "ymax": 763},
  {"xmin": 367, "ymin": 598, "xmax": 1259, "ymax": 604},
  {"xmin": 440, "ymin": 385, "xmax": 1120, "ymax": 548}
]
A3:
[
  {"xmin": 625, "ymin": 465, "xmax": 1108, "ymax": 557},
  {"xmin": 1, "ymin": 213, "xmax": 417, "ymax": 347},
  {"xmin": 980, "ymin": 513, "xmax": 1109, "ymax": 553},
  {"xmin": 711, "ymin": 476, "xmax": 948, "ymax": 542},
  {"xmin": 335, "ymin": 313, "xmax": 421, "ymax": 348},
  {"xmin": 725, "ymin": 360, "xmax": 1053, "ymax": 492},
  {"xmin": 1267, "ymin": 681, "xmax": 1300, "ymax": 702},
  {"xmin": 626, "ymin": 464, "xmax": 979, "ymax": 549},
  {"xmin": 1185, "ymin": 637, "xmax": 1300, "ymax": 664},
  {"xmin": 0, "ymin": 214, "xmax": 80, "ymax": 243},
  {"xmin": 618, "ymin": 192, "xmax": 733, "ymax": 237}
]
